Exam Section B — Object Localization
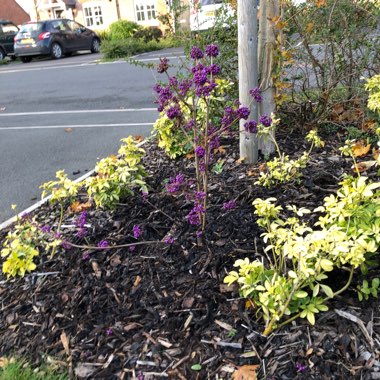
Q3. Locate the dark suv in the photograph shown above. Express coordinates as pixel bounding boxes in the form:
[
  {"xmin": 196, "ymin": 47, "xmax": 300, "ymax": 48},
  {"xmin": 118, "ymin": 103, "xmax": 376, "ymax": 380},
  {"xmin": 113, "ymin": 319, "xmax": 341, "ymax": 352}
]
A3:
[
  {"xmin": 0, "ymin": 19, "xmax": 19, "ymax": 60},
  {"xmin": 14, "ymin": 19, "xmax": 100, "ymax": 63}
]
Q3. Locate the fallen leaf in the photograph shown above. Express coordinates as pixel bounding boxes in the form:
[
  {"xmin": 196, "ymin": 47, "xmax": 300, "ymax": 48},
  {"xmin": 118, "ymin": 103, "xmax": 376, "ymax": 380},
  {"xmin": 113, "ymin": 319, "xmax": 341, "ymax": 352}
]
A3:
[
  {"xmin": 258, "ymin": 163, "xmax": 267, "ymax": 173},
  {"xmin": 64, "ymin": 128, "xmax": 73, "ymax": 133},
  {"xmin": 232, "ymin": 364, "xmax": 260, "ymax": 380},
  {"xmin": 245, "ymin": 299, "xmax": 255, "ymax": 309},
  {"xmin": 362, "ymin": 119, "xmax": 378, "ymax": 132},
  {"xmin": 133, "ymin": 135, "xmax": 144, "ymax": 142},
  {"xmin": 70, "ymin": 200, "xmax": 92, "ymax": 213},
  {"xmin": 186, "ymin": 153, "xmax": 195, "ymax": 159},
  {"xmin": 236, "ymin": 157, "xmax": 246, "ymax": 164},
  {"xmin": 247, "ymin": 170, "xmax": 256, "ymax": 177},
  {"xmin": 214, "ymin": 146, "xmax": 227, "ymax": 155},
  {"xmin": 352, "ymin": 141, "xmax": 371, "ymax": 157},
  {"xmin": 0, "ymin": 107, "xmax": 5, "ymax": 112},
  {"xmin": 373, "ymin": 148, "xmax": 380, "ymax": 160},
  {"xmin": 355, "ymin": 160, "xmax": 377, "ymax": 173}
]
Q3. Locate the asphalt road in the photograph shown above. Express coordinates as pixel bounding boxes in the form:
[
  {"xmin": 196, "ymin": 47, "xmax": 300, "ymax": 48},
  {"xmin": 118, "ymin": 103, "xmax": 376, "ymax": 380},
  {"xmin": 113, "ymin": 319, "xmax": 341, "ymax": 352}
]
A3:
[{"xmin": 0, "ymin": 48, "xmax": 185, "ymax": 223}]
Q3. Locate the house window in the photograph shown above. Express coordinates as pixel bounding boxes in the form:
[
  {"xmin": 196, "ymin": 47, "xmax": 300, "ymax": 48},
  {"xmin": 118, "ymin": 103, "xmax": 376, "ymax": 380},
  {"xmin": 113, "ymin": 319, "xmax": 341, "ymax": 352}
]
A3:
[
  {"xmin": 135, "ymin": 1, "xmax": 156, "ymax": 22},
  {"xmin": 84, "ymin": 5, "xmax": 103, "ymax": 27}
]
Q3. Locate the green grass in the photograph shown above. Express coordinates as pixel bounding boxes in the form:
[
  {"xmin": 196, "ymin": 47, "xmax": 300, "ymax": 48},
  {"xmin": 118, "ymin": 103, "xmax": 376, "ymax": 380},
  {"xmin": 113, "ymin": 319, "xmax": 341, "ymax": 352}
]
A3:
[{"xmin": 0, "ymin": 360, "xmax": 68, "ymax": 380}]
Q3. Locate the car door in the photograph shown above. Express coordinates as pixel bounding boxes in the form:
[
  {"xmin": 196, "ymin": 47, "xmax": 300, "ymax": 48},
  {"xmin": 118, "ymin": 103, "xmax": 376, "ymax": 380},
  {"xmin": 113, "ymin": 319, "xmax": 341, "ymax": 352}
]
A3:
[
  {"xmin": 49, "ymin": 20, "xmax": 72, "ymax": 51},
  {"xmin": 66, "ymin": 21, "xmax": 90, "ymax": 50},
  {"xmin": 1, "ymin": 22, "xmax": 19, "ymax": 54}
]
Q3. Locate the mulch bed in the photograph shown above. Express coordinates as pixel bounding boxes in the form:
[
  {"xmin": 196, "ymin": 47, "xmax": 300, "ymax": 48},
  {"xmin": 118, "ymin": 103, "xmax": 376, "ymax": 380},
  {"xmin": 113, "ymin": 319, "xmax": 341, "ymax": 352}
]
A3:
[{"xmin": 1, "ymin": 129, "xmax": 380, "ymax": 380}]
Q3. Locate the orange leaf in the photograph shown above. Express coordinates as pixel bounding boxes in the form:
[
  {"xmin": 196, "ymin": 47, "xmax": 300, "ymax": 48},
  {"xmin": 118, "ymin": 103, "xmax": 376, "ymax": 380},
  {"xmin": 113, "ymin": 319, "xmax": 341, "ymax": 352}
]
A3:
[
  {"xmin": 316, "ymin": 0, "xmax": 327, "ymax": 7},
  {"xmin": 64, "ymin": 128, "xmax": 73, "ymax": 133},
  {"xmin": 214, "ymin": 146, "xmax": 227, "ymax": 155},
  {"xmin": 232, "ymin": 365, "xmax": 259, "ymax": 380},
  {"xmin": 236, "ymin": 157, "xmax": 246, "ymax": 164},
  {"xmin": 133, "ymin": 135, "xmax": 144, "ymax": 143},
  {"xmin": 362, "ymin": 119, "xmax": 378, "ymax": 132},
  {"xmin": 186, "ymin": 153, "xmax": 195, "ymax": 159},
  {"xmin": 306, "ymin": 22, "xmax": 314, "ymax": 33},
  {"xmin": 373, "ymin": 148, "xmax": 380, "ymax": 160},
  {"xmin": 70, "ymin": 200, "xmax": 92, "ymax": 213},
  {"xmin": 352, "ymin": 141, "xmax": 371, "ymax": 157}
]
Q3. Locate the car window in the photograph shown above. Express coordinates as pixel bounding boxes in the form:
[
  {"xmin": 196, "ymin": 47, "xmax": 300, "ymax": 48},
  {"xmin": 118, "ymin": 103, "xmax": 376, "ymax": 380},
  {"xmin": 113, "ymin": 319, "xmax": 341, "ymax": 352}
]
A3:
[
  {"xmin": 50, "ymin": 20, "xmax": 69, "ymax": 32},
  {"xmin": 1, "ymin": 23, "xmax": 18, "ymax": 35},
  {"xmin": 66, "ymin": 21, "xmax": 83, "ymax": 32},
  {"xmin": 19, "ymin": 23, "xmax": 43, "ymax": 33}
]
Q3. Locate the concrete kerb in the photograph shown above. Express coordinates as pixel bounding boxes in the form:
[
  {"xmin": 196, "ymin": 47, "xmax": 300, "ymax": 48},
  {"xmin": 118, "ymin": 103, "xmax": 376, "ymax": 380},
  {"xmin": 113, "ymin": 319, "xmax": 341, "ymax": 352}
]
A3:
[{"xmin": 0, "ymin": 139, "xmax": 149, "ymax": 232}]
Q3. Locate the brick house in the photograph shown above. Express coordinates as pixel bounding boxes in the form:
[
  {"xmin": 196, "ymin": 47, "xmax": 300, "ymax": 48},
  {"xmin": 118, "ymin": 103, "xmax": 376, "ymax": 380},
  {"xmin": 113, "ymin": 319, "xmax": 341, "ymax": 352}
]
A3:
[
  {"xmin": 0, "ymin": 0, "xmax": 30, "ymax": 25},
  {"xmin": 18, "ymin": 0, "xmax": 189, "ymax": 31}
]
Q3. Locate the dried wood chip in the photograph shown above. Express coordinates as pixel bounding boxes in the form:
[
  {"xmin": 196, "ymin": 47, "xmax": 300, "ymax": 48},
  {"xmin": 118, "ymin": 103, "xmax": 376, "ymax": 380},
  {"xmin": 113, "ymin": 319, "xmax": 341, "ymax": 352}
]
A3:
[
  {"xmin": 240, "ymin": 351, "xmax": 257, "ymax": 358},
  {"xmin": 60, "ymin": 331, "xmax": 70, "ymax": 356},
  {"xmin": 91, "ymin": 261, "xmax": 101, "ymax": 279},
  {"xmin": 335, "ymin": 309, "xmax": 374, "ymax": 348},
  {"xmin": 215, "ymin": 319, "xmax": 234, "ymax": 331},
  {"xmin": 123, "ymin": 322, "xmax": 142, "ymax": 332},
  {"xmin": 157, "ymin": 338, "xmax": 172, "ymax": 348},
  {"xmin": 181, "ymin": 297, "xmax": 194, "ymax": 309},
  {"xmin": 133, "ymin": 275, "xmax": 142, "ymax": 288},
  {"xmin": 74, "ymin": 364, "xmax": 98, "ymax": 378},
  {"xmin": 136, "ymin": 360, "xmax": 156, "ymax": 366}
]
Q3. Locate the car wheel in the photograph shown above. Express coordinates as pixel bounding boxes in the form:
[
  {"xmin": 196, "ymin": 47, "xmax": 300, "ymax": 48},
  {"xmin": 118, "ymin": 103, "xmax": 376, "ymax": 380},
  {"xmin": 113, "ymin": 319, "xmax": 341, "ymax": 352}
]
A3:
[
  {"xmin": 51, "ymin": 42, "xmax": 63, "ymax": 59},
  {"xmin": 20, "ymin": 56, "xmax": 32, "ymax": 63},
  {"xmin": 0, "ymin": 48, "xmax": 5, "ymax": 60},
  {"xmin": 90, "ymin": 38, "xmax": 100, "ymax": 53}
]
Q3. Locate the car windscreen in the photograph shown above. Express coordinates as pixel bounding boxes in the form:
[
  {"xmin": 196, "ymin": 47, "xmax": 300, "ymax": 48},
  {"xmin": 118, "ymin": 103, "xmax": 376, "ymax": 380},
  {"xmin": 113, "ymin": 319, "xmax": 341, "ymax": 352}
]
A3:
[
  {"xmin": 200, "ymin": 0, "xmax": 223, "ymax": 5},
  {"xmin": 19, "ymin": 23, "xmax": 44, "ymax": 33}
]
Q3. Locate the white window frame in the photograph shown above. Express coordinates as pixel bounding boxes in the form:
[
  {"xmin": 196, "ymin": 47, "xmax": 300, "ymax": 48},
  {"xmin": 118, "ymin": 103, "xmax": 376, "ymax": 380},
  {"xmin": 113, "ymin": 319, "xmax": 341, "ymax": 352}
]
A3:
[
  {"xmin": 83, "ymin": 2, "xmax": 103, "ymax": 27},
  {"xmin": 135, "ymin": 1, "xmax": 157, "ymax": 23}
]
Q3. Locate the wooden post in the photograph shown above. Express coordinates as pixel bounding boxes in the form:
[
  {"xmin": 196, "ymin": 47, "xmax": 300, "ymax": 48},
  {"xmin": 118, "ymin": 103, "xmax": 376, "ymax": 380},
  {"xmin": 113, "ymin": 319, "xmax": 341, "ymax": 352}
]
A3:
[
  {"xmin": 238, "ymin": 0, "xmax": 259, "ymax": 164},
  {"xmin": 258, "ymin": 0, "xmax": 279, "ymax": 156}
]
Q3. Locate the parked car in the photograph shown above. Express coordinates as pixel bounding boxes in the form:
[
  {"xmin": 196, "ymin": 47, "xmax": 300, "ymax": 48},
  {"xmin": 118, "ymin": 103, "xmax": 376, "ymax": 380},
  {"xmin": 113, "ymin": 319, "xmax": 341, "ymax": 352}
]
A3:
[
  {"xmin": 0, "ymin": 19, "xmax": 19, "ymax": 60},
  {"xmin": 14, "ymin": 19, "xmax": 100, "ymax": 63}
]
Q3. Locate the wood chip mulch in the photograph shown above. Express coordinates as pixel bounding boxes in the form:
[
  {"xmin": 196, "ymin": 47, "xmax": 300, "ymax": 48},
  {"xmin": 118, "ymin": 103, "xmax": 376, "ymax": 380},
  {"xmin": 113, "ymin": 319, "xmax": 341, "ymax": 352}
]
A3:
[{"xmin": 1, "ymin": 130, "xmax": 380, "ymax": 380}]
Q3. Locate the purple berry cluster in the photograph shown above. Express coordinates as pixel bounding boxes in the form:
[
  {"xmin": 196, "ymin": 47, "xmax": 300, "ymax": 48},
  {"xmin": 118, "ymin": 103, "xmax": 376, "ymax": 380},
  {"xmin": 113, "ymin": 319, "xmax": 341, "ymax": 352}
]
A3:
[
  {"xmin": 75, "ymin": 211, "xmax": 88, "ymax": 239},
  {"xmin": 165, "ymin": 173, "xmax": 186, "ymax": 193}
]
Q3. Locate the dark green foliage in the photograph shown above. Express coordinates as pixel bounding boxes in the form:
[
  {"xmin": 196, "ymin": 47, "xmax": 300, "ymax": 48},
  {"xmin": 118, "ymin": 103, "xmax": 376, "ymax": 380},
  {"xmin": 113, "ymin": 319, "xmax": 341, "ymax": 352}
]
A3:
[
  {"xmin": 109, "ymin": 20, "xmax": 141, "ymax": 41},
  {"xmin": 133, "ymin": 27, "xmax": 163, "ymax": 43},
  {"xmin": 100, "ymin": 38, "xmax": 181, "ymax": 59}
]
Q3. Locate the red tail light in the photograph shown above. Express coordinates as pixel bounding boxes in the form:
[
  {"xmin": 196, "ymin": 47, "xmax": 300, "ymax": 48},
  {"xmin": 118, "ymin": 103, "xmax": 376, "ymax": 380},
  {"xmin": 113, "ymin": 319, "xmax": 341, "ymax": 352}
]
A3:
[{"xmin": 38, "ymin": 32, "xmax": 51, "ymax": 40}]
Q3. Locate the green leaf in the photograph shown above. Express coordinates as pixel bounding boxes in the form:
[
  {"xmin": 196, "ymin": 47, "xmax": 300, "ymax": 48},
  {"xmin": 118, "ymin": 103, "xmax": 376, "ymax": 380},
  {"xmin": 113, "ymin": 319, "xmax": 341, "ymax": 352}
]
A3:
[
  {"xmin": 320, "ymin": 259, "xmax": 334, "ymax": 272},
  {"xmin": 294, "ymin": 291, "xmax": 308, "ymax": 298},
  {"xmin": 312, "ymin": 284, "xmax": 320, "ymax": 297},
  {"xmin": 306, "ymin": 311, "xmax": 315, "ymax": 325},
  {"xmin": 191, "ymin": 364, "xmax": 202, "ymax": 371},
  {"xmin": 321, "ymin": 284, "xmax": 334, "ymax": 298}
]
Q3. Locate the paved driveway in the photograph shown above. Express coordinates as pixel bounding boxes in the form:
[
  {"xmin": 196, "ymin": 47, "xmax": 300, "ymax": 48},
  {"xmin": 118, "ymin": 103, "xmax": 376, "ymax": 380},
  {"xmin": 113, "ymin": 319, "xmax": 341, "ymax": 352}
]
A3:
[{"xmin": 0, "ymin": 48, "xmax": 185, "ymax": 223}]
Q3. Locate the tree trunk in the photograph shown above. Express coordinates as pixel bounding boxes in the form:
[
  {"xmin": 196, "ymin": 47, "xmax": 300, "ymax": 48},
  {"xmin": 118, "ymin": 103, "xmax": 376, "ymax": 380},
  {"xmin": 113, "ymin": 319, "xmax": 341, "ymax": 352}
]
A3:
[
  {"xmin": 258, "ymin": 0, "xmax": 280, "ymax": 156},
  {"xmin": 238, "ymin": 0, "xmax": 259, "ymax": 164}
]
